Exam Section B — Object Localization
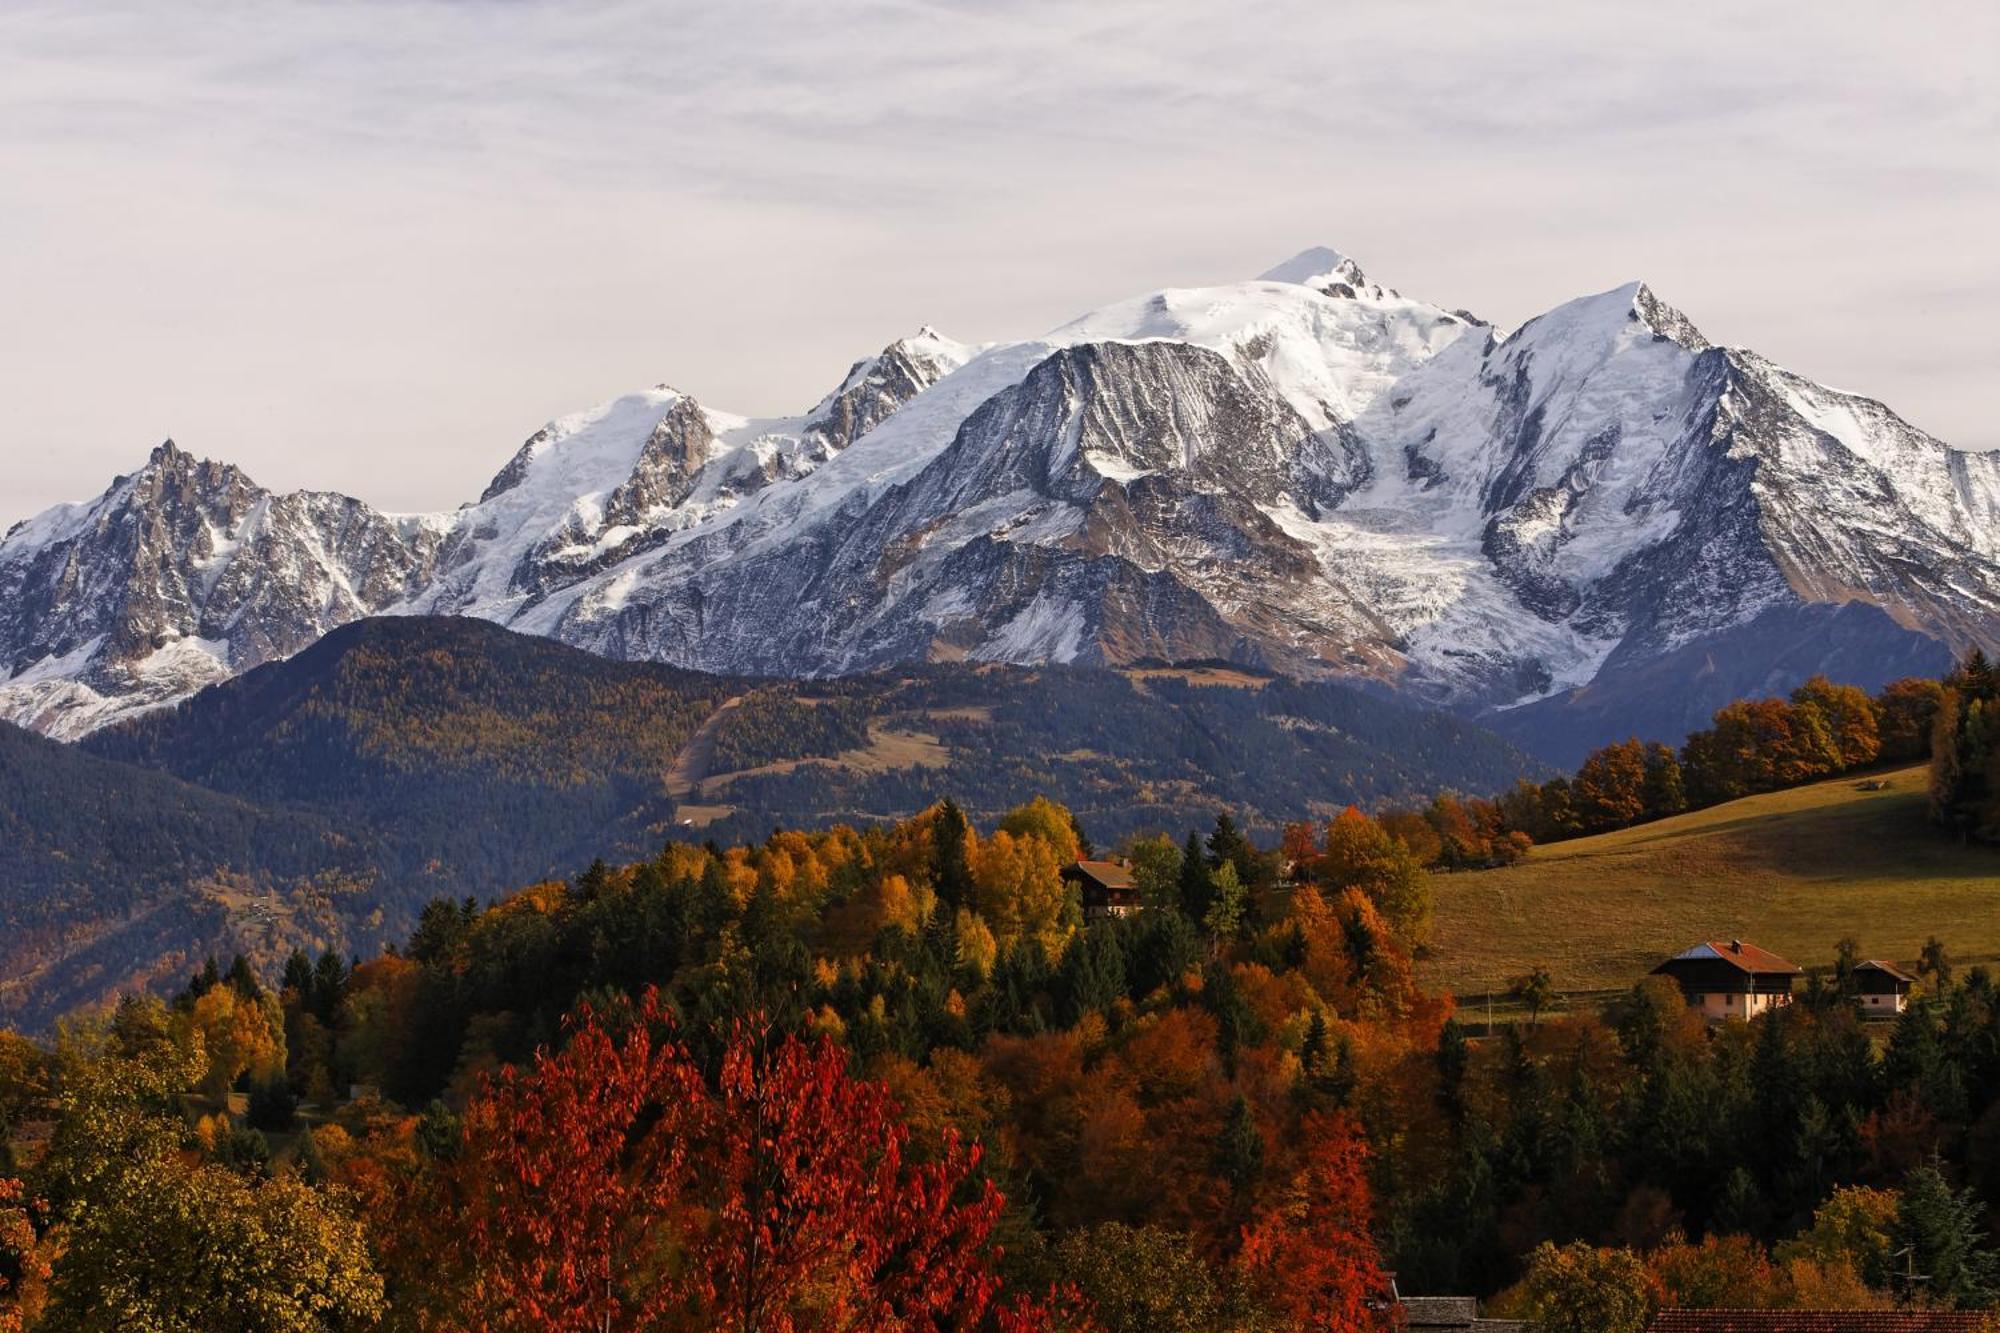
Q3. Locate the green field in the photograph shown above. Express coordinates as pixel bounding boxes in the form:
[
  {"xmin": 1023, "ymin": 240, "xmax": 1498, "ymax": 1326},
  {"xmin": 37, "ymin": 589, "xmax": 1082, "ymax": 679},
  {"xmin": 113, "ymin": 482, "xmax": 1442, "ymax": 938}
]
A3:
[{"xmin": 1417, "ymin": 765, "xmax": 2000, "ymax": 1002}]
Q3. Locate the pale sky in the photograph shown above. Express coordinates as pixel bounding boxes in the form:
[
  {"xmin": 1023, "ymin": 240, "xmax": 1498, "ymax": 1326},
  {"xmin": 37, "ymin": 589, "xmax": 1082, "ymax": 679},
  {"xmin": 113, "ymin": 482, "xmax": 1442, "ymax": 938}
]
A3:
[{"xmin": 2, "ymin": 0, "xmax": 1995, "ymax": 529}]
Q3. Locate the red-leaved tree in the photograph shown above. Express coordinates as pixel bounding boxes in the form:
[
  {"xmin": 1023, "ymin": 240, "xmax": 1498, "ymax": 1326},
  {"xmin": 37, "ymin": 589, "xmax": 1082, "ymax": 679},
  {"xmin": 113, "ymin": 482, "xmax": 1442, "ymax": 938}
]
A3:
[
  {"xmin": 416, "ymin": 991, "xmax": 1007, "ymax": 1331},
  {"xmin": 1235, "ymin": 1112, "xmax": 1395, "ymax": 1332}
]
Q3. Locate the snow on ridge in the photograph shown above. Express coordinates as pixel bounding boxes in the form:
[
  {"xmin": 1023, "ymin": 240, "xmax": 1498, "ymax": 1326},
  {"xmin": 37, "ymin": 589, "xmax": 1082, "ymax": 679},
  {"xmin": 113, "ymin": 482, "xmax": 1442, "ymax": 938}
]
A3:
[
  {"xmin": 1257, "ymin": 246, "xmax": 1358, "ymax": 286},
  {"xmin": 7, "ymin": 249, "xmax": 1994, "ymax": 740}
]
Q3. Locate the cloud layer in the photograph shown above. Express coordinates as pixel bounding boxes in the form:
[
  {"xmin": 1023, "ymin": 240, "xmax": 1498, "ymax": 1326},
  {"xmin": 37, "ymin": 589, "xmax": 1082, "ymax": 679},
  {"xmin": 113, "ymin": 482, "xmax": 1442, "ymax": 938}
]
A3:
[{"xmin": 3, "ymin": 0, "xmax": 1995, "ymax": 525}]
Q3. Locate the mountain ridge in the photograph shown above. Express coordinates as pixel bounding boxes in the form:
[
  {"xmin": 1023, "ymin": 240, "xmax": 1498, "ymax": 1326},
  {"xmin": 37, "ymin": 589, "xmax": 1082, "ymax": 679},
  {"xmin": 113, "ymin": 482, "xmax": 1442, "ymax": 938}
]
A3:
[{"xmin": 3, "ymin": 248, "xmax": 1990, "ymax": 757}]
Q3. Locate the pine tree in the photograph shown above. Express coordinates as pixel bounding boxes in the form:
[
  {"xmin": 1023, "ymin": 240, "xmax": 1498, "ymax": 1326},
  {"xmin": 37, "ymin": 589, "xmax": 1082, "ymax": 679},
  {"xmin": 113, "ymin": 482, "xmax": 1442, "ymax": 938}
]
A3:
[
  {"xmin": 1215, "ymin": 1094, "xmax": 1264, "ymax": 1197},
  {"xmin": 1301, "ymin": 1009, "xmax": 1330, "ymax": 1077},
  {"xmin": 573, "ymin": 858, "xmax": 612, "ymax": 901},
  {"xmin": 1436, "ymin": 1017, "xmax": 1469, "ymax": 1120},
  {"xmin": 310, "ymin": 950, "xmax": 349, "ymax": 1025},
  {"xmin": 1176, "ymin": 831, "xmax": 1213, "ymax": 922},
  {"xmin": 931, "ymin": 799, "xmax": 975, "ymax": 912},
  {"xmin": 1896, "ymin": 1164, "xmax": 2000, "ymax": 1308},
  {"xmin": 281, "ymin": 949, "xmax": 314, "ymax": 998},
  {"xmin": 184, "ymin": 956, "xmax": 221, "ymax": 1006},
  {"xmin": 224, "ymin": 954, "xmax": 261, "ymax": 1000}
]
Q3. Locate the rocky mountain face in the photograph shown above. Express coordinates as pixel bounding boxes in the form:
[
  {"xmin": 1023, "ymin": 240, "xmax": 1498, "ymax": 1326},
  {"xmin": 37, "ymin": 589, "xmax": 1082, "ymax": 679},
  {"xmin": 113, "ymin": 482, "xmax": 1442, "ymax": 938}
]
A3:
[{"xmin": 2, "ymin": 248, "xmax": 1989, "ymax": 759}]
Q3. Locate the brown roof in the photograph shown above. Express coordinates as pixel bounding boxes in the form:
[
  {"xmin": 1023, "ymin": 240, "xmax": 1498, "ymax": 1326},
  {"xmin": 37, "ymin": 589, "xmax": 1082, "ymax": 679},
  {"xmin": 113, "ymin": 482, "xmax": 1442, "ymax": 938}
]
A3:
[
  {"xmin": 1649, "ymin": 1311, "xmax": 1993, "ymax": 1332},
  {"xmin": 1655, "ymin": 940, "xmax": 1803, "ymax": 976},
  {"xmin": 1856, "ymin": 960, "xmax": 1917, "ymax": 984},
  {"xmin": 1067, "ymin": 860, "xmax": 1136, "ymax": 890}
]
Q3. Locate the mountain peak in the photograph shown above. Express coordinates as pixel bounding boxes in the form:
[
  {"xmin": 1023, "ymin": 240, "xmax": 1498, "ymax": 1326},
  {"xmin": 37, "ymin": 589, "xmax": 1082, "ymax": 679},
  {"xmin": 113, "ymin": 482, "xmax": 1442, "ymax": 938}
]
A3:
[
  {"xmin": 148, "ymin": 438, "xmax": 184, "ymax": 465},
  {"xmin": 1257, "ymin": 246, "xmax": 1365, "ymax": 290},
  {"xmin": 1629, "ymin": 282, "xmax": 1710, "ymax": 351}
]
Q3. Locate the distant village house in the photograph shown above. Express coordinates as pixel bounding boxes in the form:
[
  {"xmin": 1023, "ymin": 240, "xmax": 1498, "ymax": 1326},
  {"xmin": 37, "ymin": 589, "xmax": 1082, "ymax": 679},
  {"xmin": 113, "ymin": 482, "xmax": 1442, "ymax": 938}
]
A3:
[
  {"xmin": 1062, "ymin": 859, "xmax": 1141, "ymax": 920},
  {"xmin": 1854, "ymin": 959, "xmax": 1915, "ymax": 1015},
  {"xmin": 1652, "ymin": 940, "xmax": 1801, "ymax": 1021}
]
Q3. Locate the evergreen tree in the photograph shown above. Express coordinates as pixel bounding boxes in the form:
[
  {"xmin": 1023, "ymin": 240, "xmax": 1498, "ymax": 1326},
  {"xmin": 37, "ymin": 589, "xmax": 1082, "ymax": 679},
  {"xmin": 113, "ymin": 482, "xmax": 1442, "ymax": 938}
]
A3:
[
  {"xmin": 1281, "ymin": 921, "xmax": 1309, "ymax": 969},
  {"xmin": 1953, "ymin": 648, "xmax": 1998, "ymax": 704},
  {"xmin": 1301, "ymin": 1009, "xmax": 1331, "ymax": 1078},
  {"xmin": 1896, "ymin": 1164, "xmax": 2000, "ymax": 1308},
  {"xmin": 310, "ymin": 951, "xmax": 349, "ymax": 1026},
  {"xmin": 931, "ymin": 799, "xmax": 975, "ymax": 912},
  {"xmin": 1055, "ymin": 926, "xmax": 1126, "ymax": 1026},
  {"xmin": 573, "ymin": 857, "xmax": 612, "ymax": 901},
  {"xmin": 281, "ymin": 949, "xmax": 314, "ymax": 999},
  {"xmin": 1127, "ymin": 909, "xmax": 1201, "ymax": 997},
  {"xmin": 184, "ymin": 956, "xmax": 221, "ymax": 1006},
  {"xmin": 1215, "ymin": 1094, "xmax": 1264, "ymax": 1197},
  {"xmin": 1176, "ymin": 831, "xmax": 1213, "ymax": 922},
  {"xmin": 1203, "ymin": 962, "xmax": 1260, "ymax": 1068},
  {"xmin": 224, "ymin": 954, "xmax": 261, "ymax": 1000},
  {"xmin": 1436, "ymin": 1017, "xmax": 1469, "ymax": 1121}
]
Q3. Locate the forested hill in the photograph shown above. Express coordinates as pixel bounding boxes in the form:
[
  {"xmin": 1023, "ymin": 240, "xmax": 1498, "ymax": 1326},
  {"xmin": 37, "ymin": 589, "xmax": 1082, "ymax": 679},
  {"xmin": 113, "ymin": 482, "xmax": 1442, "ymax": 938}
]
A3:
[
  {"xmin": 84, "ymin": 617, "xmax": 1542, "ymax": 852},
  {"xmin": 85, "ymin": 616, "xmax": 738, "ymax": 895},
  {"xmin": 0, "ymin": 616, "xmax": 1543, "ymax": 1028},
  {"xmin": 0, "ymin": 721, "xmax": 369, "ymax": 1029}
]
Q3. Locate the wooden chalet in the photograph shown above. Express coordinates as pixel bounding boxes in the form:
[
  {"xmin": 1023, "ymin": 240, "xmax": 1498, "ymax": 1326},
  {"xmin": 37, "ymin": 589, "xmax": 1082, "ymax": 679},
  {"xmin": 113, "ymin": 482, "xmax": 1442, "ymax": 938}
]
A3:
[
  {"xmin": 1652, "ymin": 939, "xmax": 1801, "ymax": 1022},
  {"xmin": 1062, "ymin": 859, "xmax": 1141, "ymax": 920},
  {"xmin": 1854, "ymin": 959, "xmax": 1916, "ymax": 1015}
]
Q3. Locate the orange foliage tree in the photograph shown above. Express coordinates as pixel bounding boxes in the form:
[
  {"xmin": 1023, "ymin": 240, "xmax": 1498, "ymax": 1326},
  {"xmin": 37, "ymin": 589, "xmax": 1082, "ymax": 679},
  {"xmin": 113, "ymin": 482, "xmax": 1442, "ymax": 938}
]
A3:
[
  {"xmin": 0, "ymin": 1177, "xmax": 47, "ymax": 1332},
  {"xmin": 1235, "ymin": 1112, "xmax": 1395, "ymax": 1331}
]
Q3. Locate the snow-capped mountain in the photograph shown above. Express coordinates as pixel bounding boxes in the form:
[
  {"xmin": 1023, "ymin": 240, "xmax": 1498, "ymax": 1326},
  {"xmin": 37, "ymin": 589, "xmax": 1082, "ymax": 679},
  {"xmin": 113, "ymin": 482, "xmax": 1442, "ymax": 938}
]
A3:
[{"xmin": 3, "ymin": 248, "xmax": 1990, "ymax": 759}]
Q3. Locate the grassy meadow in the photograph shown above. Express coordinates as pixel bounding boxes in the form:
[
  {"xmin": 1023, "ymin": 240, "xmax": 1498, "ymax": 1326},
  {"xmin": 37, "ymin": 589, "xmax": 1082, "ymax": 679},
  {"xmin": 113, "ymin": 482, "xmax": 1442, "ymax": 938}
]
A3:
[{"xmin": 1418, "ymin": 764, "xmax": 2000, "ymax": 1003}]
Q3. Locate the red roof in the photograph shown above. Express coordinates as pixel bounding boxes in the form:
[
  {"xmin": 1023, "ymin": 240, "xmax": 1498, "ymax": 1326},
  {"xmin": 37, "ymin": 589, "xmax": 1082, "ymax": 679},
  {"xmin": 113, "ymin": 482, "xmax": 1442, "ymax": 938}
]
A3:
[
  {"xmin": 1657, "ymin": 940, "xmax": 1803, "ymax": 976},
  {"xmin": 1649, "ymin": 1311, "xmax": 1993, "ymax": 1332}
]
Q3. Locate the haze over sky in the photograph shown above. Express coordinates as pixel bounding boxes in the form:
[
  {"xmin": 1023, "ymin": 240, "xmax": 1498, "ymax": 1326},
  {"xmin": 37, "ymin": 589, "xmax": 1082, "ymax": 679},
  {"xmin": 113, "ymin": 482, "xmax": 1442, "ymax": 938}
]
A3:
[{"xmin": 3, "ymin": 0, "xmax": 1995, "ymax": 529}]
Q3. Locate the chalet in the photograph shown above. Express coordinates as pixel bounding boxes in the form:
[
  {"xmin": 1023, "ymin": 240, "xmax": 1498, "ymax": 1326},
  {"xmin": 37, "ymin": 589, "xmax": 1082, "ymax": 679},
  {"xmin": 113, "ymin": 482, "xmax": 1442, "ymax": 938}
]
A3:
[
  {"xmin": 1652, "ymin": 939, "xmax": 1801, "ymax": 1021},
  {"xmin": 1854, "ymin": 959, "xmax": 1916, "ymax": 1015},
  {"xmin": 1062, "ymin": 859, "xmax": 1141, "ymax": 920}
]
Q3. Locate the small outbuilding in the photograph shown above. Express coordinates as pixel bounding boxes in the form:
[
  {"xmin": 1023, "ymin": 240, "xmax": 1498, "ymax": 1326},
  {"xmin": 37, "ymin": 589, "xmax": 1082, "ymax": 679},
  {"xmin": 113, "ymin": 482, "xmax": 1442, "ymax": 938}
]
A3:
[
  {"xmin": 1854, "ymin": 959, "xmax": 1916, "ymax": 1015},
  {"xmin": 1652, "ymin": 939, "xmax": 1802, "ymax": 1022},
  {"xmin": 1062, "ymin": 859, "xmax": 1141, "ymax": 920}
]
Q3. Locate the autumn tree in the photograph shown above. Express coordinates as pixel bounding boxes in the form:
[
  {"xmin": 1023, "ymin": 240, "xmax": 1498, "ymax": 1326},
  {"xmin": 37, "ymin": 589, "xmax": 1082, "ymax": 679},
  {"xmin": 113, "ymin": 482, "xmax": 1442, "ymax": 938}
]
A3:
[
  {"xmin": 1640, "ymin": 742, "xmax": 1687, "ymax": 821},
  {"xmin": 972, "ymin": 829, "xmax": 1075, "ymax": 954},
  {"xmin": 1505, "ymin": 1241, "xmax": 1656, "ymax": 1333},
  {"xmin": 0, "ymin": 1177, "xmax": 46, "ymax": 1333},
  {"xmin": 998, "ymin": 796, "xmax": 1082, "ymax": 864},
  {"xmin": 1048, "ymin": 1223, "xmax": 1230, "ymax": 1333},
  {"xmin": 44, "ymin": 1160, "xmax": 383, "ymax": 1331},
  {"xmin": 1508, "ymin": 965, "xmax": 1558, "ymax": 1026},
  {"xmin": 1791, "ymin": 675, "xmax": 1881, "ymax": 770},
  {"xmin": 1574, "ymin": 740, "xmax": 1649, "ymax": 831},
  {"xmin": 1876, "ymin": 677, "xmax": 1944, "ymax": 762},
  {"xmin": 422, "ymin": 992, "xmax": 1006, "ymax": 1330},
  {"xmin": 1125, "ymin": 834, "xmax": 1184, "ymax": 913},
  {"xmin": 34, "ymin": 1002, "xmax": 381, "ymax": 1331},
  {"xmin": 1235, "ymin": 1112, "xmax": 1394, "ymax": 1331},
  {"xmin": 1318, "ymin": 808, "xmax": 1432, "ymax": 946}
]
